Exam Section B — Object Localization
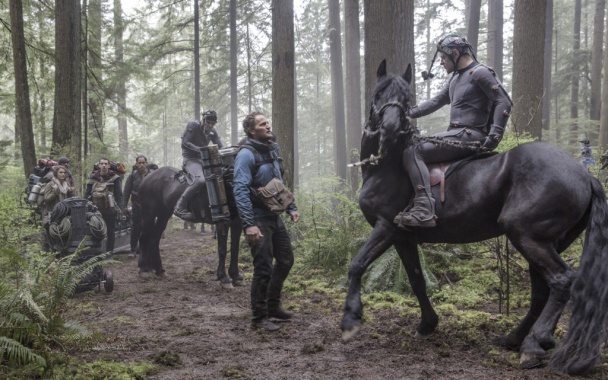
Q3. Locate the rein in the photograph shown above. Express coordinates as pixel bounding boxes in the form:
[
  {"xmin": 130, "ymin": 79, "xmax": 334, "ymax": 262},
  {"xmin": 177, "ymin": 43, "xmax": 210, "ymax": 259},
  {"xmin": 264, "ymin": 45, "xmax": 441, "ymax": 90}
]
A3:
[{"xmin": 353, "ymin": 101, "xmax": 482, "ymax": 168}]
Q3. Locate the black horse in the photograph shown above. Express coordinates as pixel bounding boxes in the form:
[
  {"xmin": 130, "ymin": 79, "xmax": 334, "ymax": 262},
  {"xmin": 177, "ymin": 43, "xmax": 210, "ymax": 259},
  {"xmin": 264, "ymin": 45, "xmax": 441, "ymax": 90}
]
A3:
[
  {"xmin": 341, "ymin": 60, "xmax": 608, "ymax": 375},
  {"xmin": 137, "ymin": 166, "xmax": 244, "ymax": 288}
]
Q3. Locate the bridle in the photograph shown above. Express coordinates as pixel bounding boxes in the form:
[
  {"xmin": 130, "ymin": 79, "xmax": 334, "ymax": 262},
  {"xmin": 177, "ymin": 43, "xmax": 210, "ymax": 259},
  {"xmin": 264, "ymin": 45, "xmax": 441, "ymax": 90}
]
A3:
[{"xmin": 365, "ymin": 100, "xmax": 411, "ymax": 135}]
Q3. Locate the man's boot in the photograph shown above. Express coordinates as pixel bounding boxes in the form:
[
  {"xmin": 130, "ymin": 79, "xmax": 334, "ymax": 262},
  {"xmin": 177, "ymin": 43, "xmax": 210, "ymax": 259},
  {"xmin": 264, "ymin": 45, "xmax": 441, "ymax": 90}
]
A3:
[
  {"xmin": 394, "ymin": 195, "xmax": 436, "ymax": 228},
  {"xmin": 268, "ymin": 305, "xmax": 293, "ymax": 320},
  {"xmin": 174, "ymin": 186, "xmax": 196, "ymax": 221},
  {"xmin": 251, "ymin": 317, "xmax": 281, "ymax": 331},
  {"xmin": 394, "ymin": 146, "xmax": 436, "ymax": 228}
]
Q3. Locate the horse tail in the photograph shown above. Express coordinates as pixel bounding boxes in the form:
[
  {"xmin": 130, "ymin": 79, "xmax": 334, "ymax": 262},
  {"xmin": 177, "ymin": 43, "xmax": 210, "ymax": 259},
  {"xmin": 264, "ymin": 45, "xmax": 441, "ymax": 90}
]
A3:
[{"xmin": 550, "ymin": 177, "xmax": 608, "ymax": 375}]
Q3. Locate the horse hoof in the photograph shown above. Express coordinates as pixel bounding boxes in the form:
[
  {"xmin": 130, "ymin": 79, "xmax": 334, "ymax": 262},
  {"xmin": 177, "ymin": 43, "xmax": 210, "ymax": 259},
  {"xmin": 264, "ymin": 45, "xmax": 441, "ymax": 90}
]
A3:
[
  {"xmin": 519, "ymin": 353, "xmax": 542, "ymax": 369},
  {"xmin": 221, "ymin": 282, "xmax": 234, "ymax": 289},
  {"xmin": 232, "ymin": 279, "xmax": 245, "ymax": 287},
  {"xmin": 342, "ymin": 325, "xmax": 361, "ymax": 342}
]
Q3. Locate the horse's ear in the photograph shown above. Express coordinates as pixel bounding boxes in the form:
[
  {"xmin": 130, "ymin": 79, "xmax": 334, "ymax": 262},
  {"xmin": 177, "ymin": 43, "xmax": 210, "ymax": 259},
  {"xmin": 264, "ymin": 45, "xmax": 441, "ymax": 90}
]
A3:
[
  {"xmin": 377, "ymin": 59, "xmax": 387, "ymax": 79},
  {"xmin": 403, "ymin": 64, "xmax": 412, "ymax": 84}
]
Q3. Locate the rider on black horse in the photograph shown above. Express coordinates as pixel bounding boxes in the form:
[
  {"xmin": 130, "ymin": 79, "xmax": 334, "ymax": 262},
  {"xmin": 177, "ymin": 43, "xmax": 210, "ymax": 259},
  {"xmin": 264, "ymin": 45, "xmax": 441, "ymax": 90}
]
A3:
[
  {"xmin": 394, "ymin": 33, "xmax": 513, "ymax": 229},
  {"xmin": 174, "ymin": 110, "xmax": 224, "ymax": 221}
]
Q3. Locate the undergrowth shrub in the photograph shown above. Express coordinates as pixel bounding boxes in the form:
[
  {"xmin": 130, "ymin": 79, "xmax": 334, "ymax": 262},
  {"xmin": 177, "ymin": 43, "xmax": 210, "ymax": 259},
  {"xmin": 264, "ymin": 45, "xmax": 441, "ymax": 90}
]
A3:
[{"xmin": 0, "ymin": 186, "xmax": 111, "ymax": 377}]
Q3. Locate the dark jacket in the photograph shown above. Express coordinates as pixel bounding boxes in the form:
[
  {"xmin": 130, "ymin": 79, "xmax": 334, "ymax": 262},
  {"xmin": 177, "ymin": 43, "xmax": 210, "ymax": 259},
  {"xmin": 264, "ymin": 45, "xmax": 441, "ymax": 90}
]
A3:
[
  {"xmin": 124, "ymin": 165, "xmax": 156, "ymax": 207},
  {"xmin": 181, "ymin": 120, "xmax": 224, "ymax": 159},
  {"xmin": 233, "ymin": 138, "xmax": 297, "ymax": 229}
]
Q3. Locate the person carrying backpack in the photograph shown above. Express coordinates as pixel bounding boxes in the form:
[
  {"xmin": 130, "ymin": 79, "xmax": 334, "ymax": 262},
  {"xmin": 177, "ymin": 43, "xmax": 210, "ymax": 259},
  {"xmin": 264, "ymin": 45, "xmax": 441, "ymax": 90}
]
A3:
[{"xmin": 85, "ymin": 157, "xmax": 125, "ymax": 255}]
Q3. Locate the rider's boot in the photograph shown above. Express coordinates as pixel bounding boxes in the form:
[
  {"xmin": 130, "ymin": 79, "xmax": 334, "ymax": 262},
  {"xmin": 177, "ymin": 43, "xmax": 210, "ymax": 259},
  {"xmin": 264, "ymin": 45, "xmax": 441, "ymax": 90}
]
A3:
[
  {"xmin": 394, "ymin": 146, "xmax": 436, "ymax": 228},
  {"xmin": 174, "ymin": 185, "xmax": 196, "ymax": 221}
]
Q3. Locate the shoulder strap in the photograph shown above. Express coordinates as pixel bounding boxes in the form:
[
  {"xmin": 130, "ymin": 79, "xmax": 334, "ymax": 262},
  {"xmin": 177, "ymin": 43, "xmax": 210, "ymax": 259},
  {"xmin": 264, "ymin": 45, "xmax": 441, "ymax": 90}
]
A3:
[{"xmin": 238, "ymin": 144, "xmax": 276, "ymax": 177}]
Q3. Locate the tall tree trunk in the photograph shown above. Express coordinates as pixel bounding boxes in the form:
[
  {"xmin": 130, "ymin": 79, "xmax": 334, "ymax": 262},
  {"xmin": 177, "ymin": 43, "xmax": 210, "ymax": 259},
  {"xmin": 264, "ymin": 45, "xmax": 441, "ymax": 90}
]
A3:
[
  {"xmin": 570, "ymin": 0, "xmax": 581, "ymax": 144},
  {"xmin": 52, "ymin": 0, "xmax": 82, "ymax": 164},
  {"xmin": 600, "ymin": 10, "xmax": 608, "ymax": 148},
  {"xmin": 194, "ymin": 0, "xmax": 200, "ymax": 120},
  {"xmin": 344, "ymin": 0, "xmax": 362, "ymax": 194},
  {"xmin": 88, "ymin": 0, "xmax": 103, "ymax": 144},
  {"xmin": 467, "ymin": 0, "xmax": 481, "ymax": 55},
  {"xmin": 590, "ymin": 0, "xmax": 605, "ymax": 122},
  {"xmin": 10, "ymin": 0, "xmax": 36, "ymax": 178},
  {"xmin": 364, "ymin": 0, "xmax": 415, "ymax": 118},
  {"xmin": 328, "ymin": 0, "xmax": 347, "ymax": 181},
  {"xmin": 542, "ymin": 0, "xmax": 553, "ymax": 131},
  {"xmin": 487, "ymin": 0, "xmax": 504, "ymax": 80},
  {"xmin": 271, "ymin": 0, "xmax": 295, "ymax": 189},
  {"xmin": 512, "ymin": 0, "xmax": 546, "ymax": 139},
  {"xmin": 230, "ymin": 0, "xmax": 238, "ymax": 145},
  {"xmin": 114, "ymin": 0, "xmax": 128, "ymax": 157}
]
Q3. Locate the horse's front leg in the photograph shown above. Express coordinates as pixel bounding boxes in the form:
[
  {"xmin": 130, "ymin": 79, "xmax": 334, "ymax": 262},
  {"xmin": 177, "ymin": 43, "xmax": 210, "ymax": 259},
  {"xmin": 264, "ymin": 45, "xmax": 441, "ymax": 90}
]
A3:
[
  {"xmin": 341, "ymin": 219, "xmax": 396, "ymax": 341},
  {"xmin": 394, "ymin": 238, "xmax": 438, "ymax": 336},
  {"xmin": 215, "ymin": 221, "xmax": 232, "ymax": 288},
  {"xmin": 228, "ymin": 218, "xmax": 244, "ymax": 286}
]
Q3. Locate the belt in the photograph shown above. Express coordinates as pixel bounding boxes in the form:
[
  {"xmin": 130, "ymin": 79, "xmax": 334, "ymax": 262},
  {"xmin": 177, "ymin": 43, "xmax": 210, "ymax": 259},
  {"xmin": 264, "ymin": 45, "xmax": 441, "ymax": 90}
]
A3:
[{"xmin": 448, "ymin": 123, "xmax": 488, "ymax": 134}]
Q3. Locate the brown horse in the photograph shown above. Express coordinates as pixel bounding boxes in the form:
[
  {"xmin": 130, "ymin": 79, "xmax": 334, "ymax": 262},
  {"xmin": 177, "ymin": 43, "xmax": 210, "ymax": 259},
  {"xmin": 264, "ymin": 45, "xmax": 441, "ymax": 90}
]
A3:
[{"xmin": 341, "ymin": 60, "xmax": 608, "ymax": 375}]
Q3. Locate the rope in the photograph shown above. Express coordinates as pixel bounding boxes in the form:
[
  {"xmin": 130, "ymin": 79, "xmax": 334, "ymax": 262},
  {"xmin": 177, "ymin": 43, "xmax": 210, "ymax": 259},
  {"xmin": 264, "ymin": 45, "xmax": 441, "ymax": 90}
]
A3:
[
  {"xmin": 48, "ymin": 217, "xmax": 71, "ymax": 248},
  {"xmin": 87, "ymin": 212, "xmax": 107, "ymax": 240},
  {"xmin": 50, "ymin": 202, "xmax": 70, "ymax": 223}
]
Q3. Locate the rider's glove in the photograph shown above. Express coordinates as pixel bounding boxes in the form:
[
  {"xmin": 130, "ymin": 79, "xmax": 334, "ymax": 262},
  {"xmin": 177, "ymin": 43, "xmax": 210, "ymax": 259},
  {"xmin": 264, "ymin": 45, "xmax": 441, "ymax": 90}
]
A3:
[{"xmin": 481, "ymin": 125, "xmax": 504, "ymax": 151}]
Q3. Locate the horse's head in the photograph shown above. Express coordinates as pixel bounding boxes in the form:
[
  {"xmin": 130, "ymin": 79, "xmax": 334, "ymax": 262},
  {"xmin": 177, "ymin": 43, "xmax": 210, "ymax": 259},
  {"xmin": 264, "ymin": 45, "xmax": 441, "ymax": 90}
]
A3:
[{"xmin": 365, "ymin": 60, "xmax": 415, "ymax": 157}]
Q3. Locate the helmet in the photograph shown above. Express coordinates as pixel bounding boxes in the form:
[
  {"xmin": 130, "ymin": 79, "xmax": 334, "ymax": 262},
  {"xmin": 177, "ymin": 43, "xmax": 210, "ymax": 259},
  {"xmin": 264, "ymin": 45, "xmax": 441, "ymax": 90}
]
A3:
[
  {"xmin": 202, "ymin": 110, "xmax": 217, "ymax": 123},
  {"xmin": 437, "ymin": 34, "xmax": 472, "ymax": 56}
]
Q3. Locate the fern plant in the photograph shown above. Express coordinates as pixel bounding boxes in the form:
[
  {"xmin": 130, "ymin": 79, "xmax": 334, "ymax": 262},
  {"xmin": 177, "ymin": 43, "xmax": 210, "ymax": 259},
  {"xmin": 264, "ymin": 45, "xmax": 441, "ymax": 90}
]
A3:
[{"xmin": 0, "ymin": 186, "xmax": 111, "ymax": 376}]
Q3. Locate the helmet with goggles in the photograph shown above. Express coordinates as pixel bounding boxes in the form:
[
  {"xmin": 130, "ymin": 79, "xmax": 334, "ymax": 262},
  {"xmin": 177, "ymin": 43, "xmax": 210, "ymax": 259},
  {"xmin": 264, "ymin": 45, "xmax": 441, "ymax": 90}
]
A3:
[
  {"xmin": 202, "ymin": 110, "xmax": 217, "ymax": 124},
  {"xmin": 421, "ymin": 33, "xmax": 477, "ymax": 81}
]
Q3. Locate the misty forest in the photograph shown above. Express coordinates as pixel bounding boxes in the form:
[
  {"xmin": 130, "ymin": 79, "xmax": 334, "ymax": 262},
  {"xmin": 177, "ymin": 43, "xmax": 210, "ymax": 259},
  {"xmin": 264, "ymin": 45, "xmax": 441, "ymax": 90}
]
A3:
[{"xmin": 2, "ymin": 0, "xmax": 608, "ymax": 378}]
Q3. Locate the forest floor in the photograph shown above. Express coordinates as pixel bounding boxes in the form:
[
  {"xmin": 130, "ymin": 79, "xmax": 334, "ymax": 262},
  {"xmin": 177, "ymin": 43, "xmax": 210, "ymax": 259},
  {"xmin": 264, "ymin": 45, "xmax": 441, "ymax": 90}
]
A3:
[{"xmin": 67, "ymin": 219, "xmax": 608, "ymax": 380}]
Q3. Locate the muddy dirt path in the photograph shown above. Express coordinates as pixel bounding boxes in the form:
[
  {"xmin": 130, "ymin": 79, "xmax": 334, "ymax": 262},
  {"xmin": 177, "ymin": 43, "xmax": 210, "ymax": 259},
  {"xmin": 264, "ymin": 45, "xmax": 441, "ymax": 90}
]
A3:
[{"xmin": 71, "ymin": 220, "xmax": 606, "ymax": 379}]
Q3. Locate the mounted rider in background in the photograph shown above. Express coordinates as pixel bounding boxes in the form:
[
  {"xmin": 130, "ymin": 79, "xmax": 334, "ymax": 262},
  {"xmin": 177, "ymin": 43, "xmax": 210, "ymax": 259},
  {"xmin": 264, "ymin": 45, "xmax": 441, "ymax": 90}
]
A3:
[
  {"xmin": 174, "ymin": 110, "xmax": 224, "ymax": 221},
  {"xmin": 394, "ymin": 33, "xmax": 513, "ymax": 229}
]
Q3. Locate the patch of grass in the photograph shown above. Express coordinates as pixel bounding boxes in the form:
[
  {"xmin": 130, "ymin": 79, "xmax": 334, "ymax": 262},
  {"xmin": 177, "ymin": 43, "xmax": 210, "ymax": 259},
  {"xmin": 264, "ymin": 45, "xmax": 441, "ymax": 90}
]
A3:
[
  {"xmin": 300, "ymin": 342, "xmax": 325, "ymax": 354},
  {"xmin": 150, "ymin": 350, "xmax": 182, "ymax": 366},
  {"xmin": 173, "ymin": 327, "xmax": 197, "ymax": 336},
  {"xmin": 111, "ymin": 315, "xmax": 137, "ymax": 326},
  {"xmin": 8, "ymin": 355, "xmax": 159, "ymax": 380},
  {"xmin": 222, "ymin": 366, "xmax": 243, "ymax": 378}
]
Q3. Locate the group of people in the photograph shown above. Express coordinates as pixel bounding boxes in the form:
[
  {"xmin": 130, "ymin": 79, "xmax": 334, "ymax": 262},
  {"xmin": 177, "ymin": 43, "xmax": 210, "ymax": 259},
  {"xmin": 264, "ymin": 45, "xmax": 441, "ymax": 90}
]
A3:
[
  {"xmin": 39, "ymin": 32, "xmax": 516, "ymax": 332},
  {"xmin": 38, "ymin": 155, "xmax": 155, "ymax": 258}
]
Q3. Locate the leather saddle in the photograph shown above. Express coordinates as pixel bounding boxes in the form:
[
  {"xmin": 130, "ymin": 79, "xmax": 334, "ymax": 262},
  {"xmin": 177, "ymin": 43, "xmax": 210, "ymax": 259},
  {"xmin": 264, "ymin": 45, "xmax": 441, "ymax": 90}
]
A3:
[{"xmin": 427, "ymin": 152, "xmax": 496, "ymax": 203}]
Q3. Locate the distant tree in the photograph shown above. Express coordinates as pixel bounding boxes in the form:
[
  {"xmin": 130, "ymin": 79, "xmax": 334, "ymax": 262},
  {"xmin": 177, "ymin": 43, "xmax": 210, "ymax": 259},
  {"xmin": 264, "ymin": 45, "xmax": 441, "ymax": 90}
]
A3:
[
  {"xmin": 570, "ymin": 0, "xmax": 581, "ymax": 144},
  {"xmin": 52, "ymin": 0, "xmax": 82, "ymax": 163},
  {"xmin": 467, "ymin": 0, "xmax": 481, "ymax": 54},
  {"xmin": 590, "ymin": 0, "xmax": 605, "ymax": 122},
  {"xmin": 87, "ymin": 0, "xmax": 103, "ymax": 144},
  {"xmin": 230, "ymin": 0, "xmax": 238, "ymax": 145},
  {"xmin": 542, "ymin": 0, "xmax": 553, "ymax": 131},
  {"xmin": 328, "ymin": 0, "xmax": 347, "ymax": 181},
  {"xmin": 344, "ymin": 0, "xmax": 362, "ymax": 194},
  {"xmin": 600, "ymin": 9, "xmax": 608, "ymax": 148},
  {"xmin": 512, "ymin": 0, "xmax": 546, "ymax": 139},
  {"xmin": 10, "ymin": 0, "xmax": 36, "ymax": 178},
  {"xmin": 487, "ymin": 0, "xmax": 504, "ymax": 80},
  {"xmin": 194, "ymin": 0, "xmax": 200, "ymax": 119},
  {"xmin": 271, "ymin": 0, "xmax": 295, "ymax": 189},
  {"xmin": 114, "ymin": 0, "xmax": 128, "ymax": 157}
]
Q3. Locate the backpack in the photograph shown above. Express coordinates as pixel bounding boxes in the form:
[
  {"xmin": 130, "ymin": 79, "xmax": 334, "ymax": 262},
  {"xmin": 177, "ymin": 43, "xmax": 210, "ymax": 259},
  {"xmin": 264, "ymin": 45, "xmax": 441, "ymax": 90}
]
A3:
[{"xmin": 90, "ymin": 175, "xmax": 118, "ymax": 210}]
